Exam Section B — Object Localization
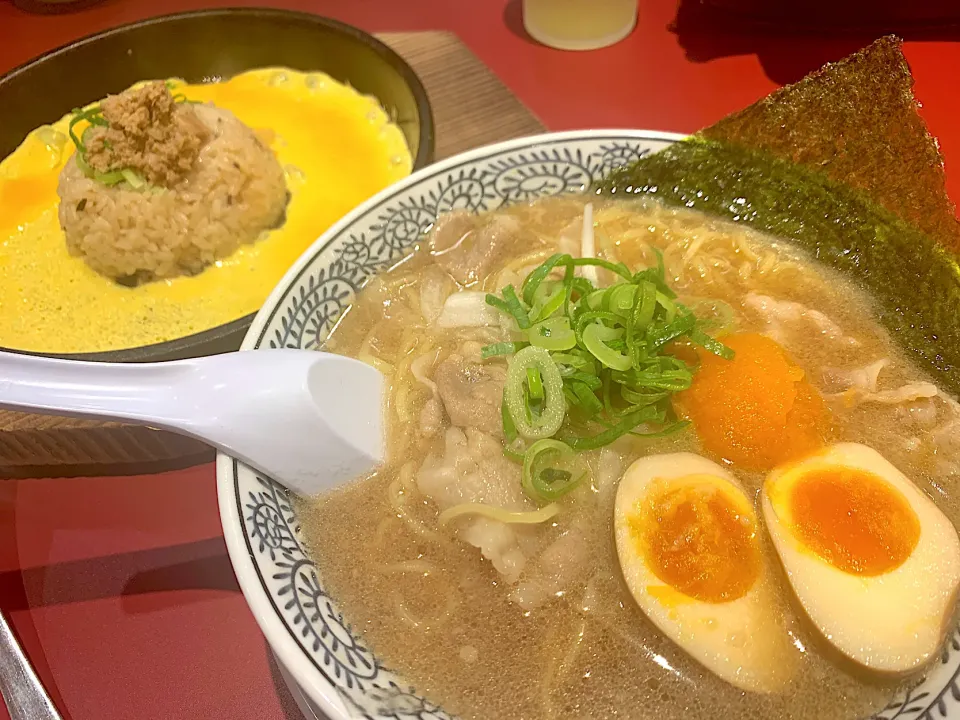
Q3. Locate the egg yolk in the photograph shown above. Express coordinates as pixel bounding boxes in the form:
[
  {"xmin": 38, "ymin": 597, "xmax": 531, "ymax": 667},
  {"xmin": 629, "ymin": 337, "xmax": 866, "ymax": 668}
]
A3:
[
  {"xmin": 0, "ymin": 174, "xmax": 59, "ymax": 235},
  {"xmin": 631, "ymin": 476, "xmax": 762, "ymax": 603},
  {"xmin": 786, "ymin": 466, "xmax": 920, "ymax": 575},
  {"xmin": 675, "ymin": 333, "xmax": 829, "ymax": 471}
]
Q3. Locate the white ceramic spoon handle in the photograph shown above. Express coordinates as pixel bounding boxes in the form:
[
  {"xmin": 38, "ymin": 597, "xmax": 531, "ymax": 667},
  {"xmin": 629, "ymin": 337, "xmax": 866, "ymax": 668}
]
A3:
[
  {"xmin": 0, "ymin": 349, "xmax": 383, "ymax": 495},
  {"xmin": 0, "ymin": 351, "xmax": 195, "ymax": 429}
]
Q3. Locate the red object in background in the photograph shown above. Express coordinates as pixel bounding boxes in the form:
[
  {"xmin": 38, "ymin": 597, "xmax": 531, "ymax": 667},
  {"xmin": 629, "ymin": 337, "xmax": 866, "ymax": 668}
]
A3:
[
  {"xmin": 10, "ymin": 0, "xmax": 105, "ymax": 15},
  {"xmin": 0, "ymin": 2, "xmax": 958, "ymax": 719},
  {"xmin": 697, "ymin": 0, "xmax": 960, "ymax": 28}
]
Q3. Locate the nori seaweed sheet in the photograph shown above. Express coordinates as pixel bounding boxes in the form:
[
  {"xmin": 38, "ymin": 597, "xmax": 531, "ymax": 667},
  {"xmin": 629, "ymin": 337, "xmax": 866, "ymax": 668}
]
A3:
[
  {"xmin": 595, "ymin": 37, "xmax": 960, "ymax": 396},
  {"xmin": 704, "ymin": 36, "xmax": 960, "ymax": 253}
]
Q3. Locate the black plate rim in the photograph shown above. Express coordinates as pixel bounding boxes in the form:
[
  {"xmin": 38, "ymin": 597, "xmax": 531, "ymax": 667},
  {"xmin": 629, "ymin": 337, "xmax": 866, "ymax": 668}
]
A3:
[{"xmin": 0, "ymin": 6, "xmax": 435, "ymax": 364}]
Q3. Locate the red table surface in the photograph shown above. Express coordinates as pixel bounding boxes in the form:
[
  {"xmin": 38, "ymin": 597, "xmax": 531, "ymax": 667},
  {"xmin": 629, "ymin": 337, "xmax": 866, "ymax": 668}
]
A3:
[{"xmin": 1, "ymin": 2, "xmax": 959, "ymax": 718}]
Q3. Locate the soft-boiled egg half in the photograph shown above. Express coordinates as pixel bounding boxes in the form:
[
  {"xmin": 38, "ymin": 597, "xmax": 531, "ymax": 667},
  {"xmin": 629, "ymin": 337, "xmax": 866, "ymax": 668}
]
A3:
[
  {"xmin": 614, "ymin": 453, "xmax": 796, "ymax": 692},
  {"xmin": 762, "ymin": 442, "xmax": 960, "ymax": 673}
]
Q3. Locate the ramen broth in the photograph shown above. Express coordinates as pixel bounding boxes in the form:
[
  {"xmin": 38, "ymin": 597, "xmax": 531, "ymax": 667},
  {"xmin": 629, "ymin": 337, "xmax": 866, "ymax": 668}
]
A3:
[{"xmin": 297, "ymin": 196, "xmax": 960, "ymax": 719}]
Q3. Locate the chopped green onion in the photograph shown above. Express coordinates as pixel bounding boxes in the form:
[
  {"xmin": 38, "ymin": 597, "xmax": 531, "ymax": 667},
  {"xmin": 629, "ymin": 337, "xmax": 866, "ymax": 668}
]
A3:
[
  {"xmin": 68, "ymin": 113, "xmax": 85, "ymax": 151},
  {"xmin": 482, "ymin": 341, "xmax": 527, "ymax": 359},
  {"xmin": 485, "ymin": 285, "xmax": 532, "ymax": 331},
  {"xmin": 95, "ymin": 168, "xmax": 135, "ymax": 186},
  {"xmin": 565, "ymin": 371, "xmax": 602, "ymax": 389},
  {"xmin": 74, "ymin": 152, "xmax": 93, "ymax": 176},
  {"xmin": 607, "ymin": 283, "xmax": 638, "ymax": 316},
  {"xmin": 569, "ymin": 380, "xmax": 603, "ymax": 418},
  {"xmin": 485, "ymin": 294, "xmax": 514, "ymax": 319},
  {"xmin": 646, "ymin": 312, "xmax": 695, "ymax": 351},
  {"xmin": 617, "ymin": 368, "xmax": 692, "ymax": 391},
  {"xmin": 521, "ymin": 253, "xmax": 568, "ymax": 305},
  {"xmin": 501, "ymin": 285, "xmax": 531, "ymax": 330},
  {"xmin": 521, "ymin": 439, "xmax": 588, "ymax": 503},
  {"xmin": 689, "ymin": 328, "xmax": 735, "ymax": 360},
  {"xmin": 503, "ymin": 445, "xmax": 525, "ymax": 463},
  {"xmin": 121, "ymin": 168, "xmax": 146, "ymax": 189},
  {"xmin": 561, "ymin": 262, "xmax": 577, "ymax": 315},
  {"xmin": 656, "ymin": 291, "xmax": 677, "ymax": 322},
  {"xmin": 529, "ymin": 317, "xmax": 577, "ymax": 351},
  {"xmin": 571, "ymin": 257, "xmax": 633, "ymax": 282},
  {"xmin": 574, "ymin": 310, "xmax": 624, "ymax": 343},
  {"xmin": 68, "ymin": 105, "xmax": 108, "ymax": 154},
  {"xmin": 80, "ymin": 125, "xmax": 96, "ymax": 150},
  {"xmin": 632, "ymin": 281, "xmax": 657, "ymax": 330},
  {"xmin": 482, "ymin": 249, "xmax": 731, "ymax": 454},
  {"xmin": 526, "ymin": 367, "xmax": 544, "ymax": 401},
  {"xmin": 537, "ymin": 290, "xmax": 566, "ymax": 321},
  {"xmin": 583, "ymin": 323, "xmax": 632, "ymax": 371},
  {"xmin": 621, "ymin": 387, "xmax": 670, "ymax": 406},
  {"xmin": 564, "ymin": 406, "xmax": 662, "ymax": 451},
  {"xmin": 653, "ymin": 247, "xmax": 667, "ymax": 284},
  {"xmin": 585, "ymin": 288, "xmax": 606, "ymax": 310},
  {"xmin": 505, "ymin": 346, "xmax": 565, "ymax": 440},
  {"xmin": 529, "ymin": 282, "xmax": 566, "ymax": 323},
  {"xmin": 570, "ymin": 277, "xmax": 595, "ymax": 303},
  {"xmin": 552, "ymin": 352, "xmax": 595, "ymax": 371},
  {"xmin": 501, "ymin": 392, "xmax": 518, "ymax": 444}
]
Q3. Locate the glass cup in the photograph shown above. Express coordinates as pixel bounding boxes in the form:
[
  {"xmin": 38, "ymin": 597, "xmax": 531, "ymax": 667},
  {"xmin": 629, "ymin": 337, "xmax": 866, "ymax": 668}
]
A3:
[{"xmin": 523, "ymin": 0, "xmax": 639, "ymax": 51}]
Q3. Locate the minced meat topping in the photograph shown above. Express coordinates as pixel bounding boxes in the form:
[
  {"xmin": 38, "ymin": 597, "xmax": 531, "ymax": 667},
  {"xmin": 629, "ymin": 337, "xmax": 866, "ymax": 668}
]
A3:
[{"xmin": 84, "ymin": 82, "xmax": 210, "ymax": 187}]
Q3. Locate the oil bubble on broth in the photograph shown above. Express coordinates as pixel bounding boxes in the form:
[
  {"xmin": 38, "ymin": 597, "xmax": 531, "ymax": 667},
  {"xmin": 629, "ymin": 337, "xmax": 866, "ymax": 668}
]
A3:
[{"xmin": 297, "ymin": 195, "xmax": 960, "ymax": 720}]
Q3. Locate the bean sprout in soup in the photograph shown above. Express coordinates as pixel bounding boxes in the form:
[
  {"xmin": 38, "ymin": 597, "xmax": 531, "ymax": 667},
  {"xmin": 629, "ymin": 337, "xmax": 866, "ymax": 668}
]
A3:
[{"xmin": 298, "ymin": 195, "xmax": 960, "ymax": 720}]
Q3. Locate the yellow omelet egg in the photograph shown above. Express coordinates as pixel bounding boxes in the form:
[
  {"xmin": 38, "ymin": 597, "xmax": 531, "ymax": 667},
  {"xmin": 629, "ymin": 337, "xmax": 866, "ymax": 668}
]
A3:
[
  {"xmin": 614, "ymin": 452, "xmax": 797, "ymax": 693},
  {"xmin": 762, "ymin": 442, "xmax": 960, "ymax": 673},
  {"xmin": 0, "ymin": 68, "xmax": 412, "ymax": 353}
]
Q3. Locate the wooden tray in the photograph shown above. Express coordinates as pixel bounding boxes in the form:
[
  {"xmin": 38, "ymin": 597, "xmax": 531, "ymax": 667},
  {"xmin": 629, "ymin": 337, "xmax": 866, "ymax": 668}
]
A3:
[{"xmin": 0, "ymin": 31, "xmax": 545, "ymax": 478}]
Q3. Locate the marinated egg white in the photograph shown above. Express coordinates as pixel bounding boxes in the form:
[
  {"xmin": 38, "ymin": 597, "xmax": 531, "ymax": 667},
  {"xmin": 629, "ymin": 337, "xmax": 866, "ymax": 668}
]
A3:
[
  {"xmin": 762, "ymin": 442, "xmax": 960, "ymax": 673},
  {"xmin": 614, "ymin": 452, "xmax": 797, "ymax": 693}
]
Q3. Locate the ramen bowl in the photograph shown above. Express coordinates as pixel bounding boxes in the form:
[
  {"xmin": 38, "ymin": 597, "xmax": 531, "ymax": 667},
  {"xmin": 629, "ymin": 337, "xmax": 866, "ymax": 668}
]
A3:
[{"xmin": 216, "ymin": 130, "xmax": 960, "ymax": 719}]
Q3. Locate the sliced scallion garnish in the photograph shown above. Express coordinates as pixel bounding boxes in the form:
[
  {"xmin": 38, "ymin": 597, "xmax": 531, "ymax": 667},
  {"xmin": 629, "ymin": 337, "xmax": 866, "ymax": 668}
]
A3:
[
  {"xmin": 521, "ymin": 439, "xmax": 589, "ymax": 502},
  {"xmin": 482, "ymin": 341, "xmax": 526, "ymax": 359},
  {"xmin": 483, "ymin": 250, "xmax": 731, "ymax": 480},
  {"xmin": 529, "ymin": 317, "xmax": 576, "ymax": 352},
  {"xmin": 582, "ymin": 323, "xmax": 631, "ymax": 371},
  {"xmin": 564, "ymin": 406, "xmax": 663, "ymax": 451},
  {"xmin": 120, "ymin": 168, "xmax": 146, "ymax": 189},
  {"xmin": 504, "ymin": 346, "xmax": 565, "ymax": 440},
  {"xmin": 526, "ymin": 366, "xmax": 544, "ymax": 401}
]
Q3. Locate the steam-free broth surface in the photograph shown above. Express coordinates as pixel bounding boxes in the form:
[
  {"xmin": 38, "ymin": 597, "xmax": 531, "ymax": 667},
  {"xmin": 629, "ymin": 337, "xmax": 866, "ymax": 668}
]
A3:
[{"xmin": 297, "ymin": 196, "xmax": 960, "ymax": 719}]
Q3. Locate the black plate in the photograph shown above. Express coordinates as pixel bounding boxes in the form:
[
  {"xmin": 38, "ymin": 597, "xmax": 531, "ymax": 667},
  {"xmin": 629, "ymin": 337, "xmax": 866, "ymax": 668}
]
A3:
[{"xmin": 0, "ymin": 7, "xmax": 434, "ymax": 363}]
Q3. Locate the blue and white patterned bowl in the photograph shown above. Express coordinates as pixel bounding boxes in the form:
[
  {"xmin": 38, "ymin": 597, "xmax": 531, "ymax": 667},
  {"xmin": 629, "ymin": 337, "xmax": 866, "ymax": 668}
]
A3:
[{"xmin": 215, "ymin": 130, "xmax": 960, "ymax": 720}]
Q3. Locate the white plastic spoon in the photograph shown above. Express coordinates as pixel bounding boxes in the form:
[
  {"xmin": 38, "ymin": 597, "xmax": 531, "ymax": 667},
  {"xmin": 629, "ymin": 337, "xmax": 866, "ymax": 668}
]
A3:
[{"xmin": 0, "ymin": 350, "xmax": 384, "ymax": 496}]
